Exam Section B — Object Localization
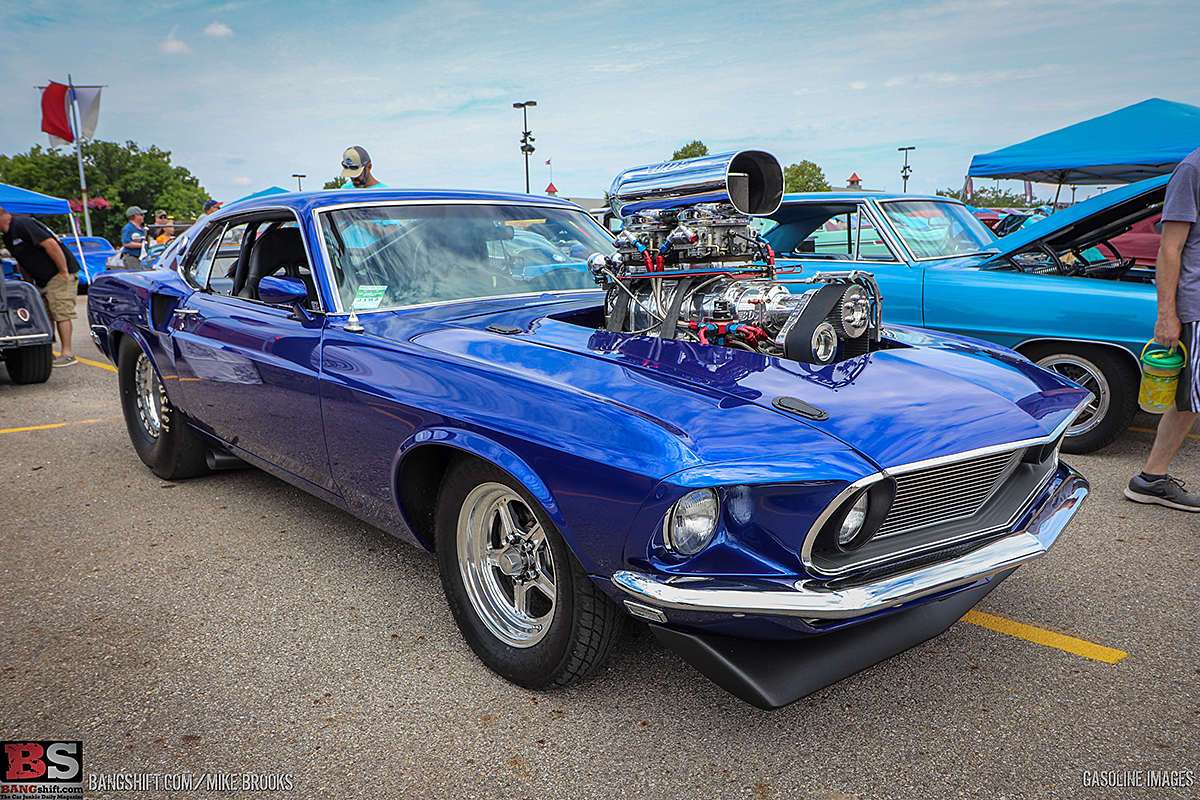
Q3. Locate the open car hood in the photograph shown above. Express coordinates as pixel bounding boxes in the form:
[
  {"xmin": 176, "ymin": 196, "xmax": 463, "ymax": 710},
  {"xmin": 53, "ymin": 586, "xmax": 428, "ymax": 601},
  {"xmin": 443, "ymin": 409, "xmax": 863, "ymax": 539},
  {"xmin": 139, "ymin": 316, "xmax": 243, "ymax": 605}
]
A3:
[{"xmin": 982, "ymin": 174, "xmax": 1169, "ymax": 264}]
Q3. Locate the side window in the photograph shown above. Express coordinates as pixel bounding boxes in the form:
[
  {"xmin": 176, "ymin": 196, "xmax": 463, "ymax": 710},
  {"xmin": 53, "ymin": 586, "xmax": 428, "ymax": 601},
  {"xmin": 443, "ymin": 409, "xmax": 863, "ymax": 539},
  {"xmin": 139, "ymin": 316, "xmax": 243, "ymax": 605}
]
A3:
[
  {"xmin": 800, "ymin": 209, "xmax": 895, "ymax": 261},
  {"xmin": 186, "ymin": 226, "xmax": 224, "ymax": 289}
]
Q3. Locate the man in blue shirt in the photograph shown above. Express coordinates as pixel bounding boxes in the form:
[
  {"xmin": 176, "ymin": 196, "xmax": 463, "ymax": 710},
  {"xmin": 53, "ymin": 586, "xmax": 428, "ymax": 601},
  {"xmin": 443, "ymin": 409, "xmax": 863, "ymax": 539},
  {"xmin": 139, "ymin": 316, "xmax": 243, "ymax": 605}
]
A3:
[
  {"xmin": 341, "ymin": 146, "xmax": 387, "ymax": 189},
  {"xmin": 121, "ymin": 206, "xmax": 146, "ymax": 268}
]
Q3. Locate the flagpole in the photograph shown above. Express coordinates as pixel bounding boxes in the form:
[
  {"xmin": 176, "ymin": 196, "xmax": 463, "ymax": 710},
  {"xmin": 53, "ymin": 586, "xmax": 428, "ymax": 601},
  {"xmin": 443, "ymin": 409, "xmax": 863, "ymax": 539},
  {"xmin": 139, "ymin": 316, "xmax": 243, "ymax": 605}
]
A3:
[{"xmin": 67, "ymin": 75, "xmax": 92, "ymax": 236}]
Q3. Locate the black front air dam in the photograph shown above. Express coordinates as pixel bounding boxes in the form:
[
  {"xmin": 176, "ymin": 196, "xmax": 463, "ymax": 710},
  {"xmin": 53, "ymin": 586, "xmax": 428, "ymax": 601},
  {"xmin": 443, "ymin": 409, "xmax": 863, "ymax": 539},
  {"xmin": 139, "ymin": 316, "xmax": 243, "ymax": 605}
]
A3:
[{"xmin": 649, "ymin": 568, "xmax": 1014, "ymax": 710}]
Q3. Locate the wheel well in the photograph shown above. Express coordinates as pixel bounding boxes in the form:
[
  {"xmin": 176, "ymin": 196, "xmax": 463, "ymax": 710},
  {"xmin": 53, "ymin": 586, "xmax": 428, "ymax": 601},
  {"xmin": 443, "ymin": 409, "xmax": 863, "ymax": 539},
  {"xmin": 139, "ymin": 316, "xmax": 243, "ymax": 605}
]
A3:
[
  {"xmin": 397, "ymin": 445, "xmax": 461, "ymax": 551},
  {"xmin": 1015, "ymin": 339, "xmax": 1139, "ymax": 375}
]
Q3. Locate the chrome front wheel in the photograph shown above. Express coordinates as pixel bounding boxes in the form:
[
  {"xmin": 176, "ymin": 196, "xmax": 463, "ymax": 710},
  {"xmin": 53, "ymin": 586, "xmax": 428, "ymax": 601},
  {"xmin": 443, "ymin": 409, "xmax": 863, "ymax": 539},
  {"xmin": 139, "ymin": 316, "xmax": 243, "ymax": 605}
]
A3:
[
  {"xmin": 1026, "ymin": 343, "xmax": 1138, "ymax": 454},
  {"xmin": 457, "ymin": 482, "xmax": 558, "ymax": 647},
  {"xmin": 435, "ymin": 457, "xmax": 623, "ymax": 689}
]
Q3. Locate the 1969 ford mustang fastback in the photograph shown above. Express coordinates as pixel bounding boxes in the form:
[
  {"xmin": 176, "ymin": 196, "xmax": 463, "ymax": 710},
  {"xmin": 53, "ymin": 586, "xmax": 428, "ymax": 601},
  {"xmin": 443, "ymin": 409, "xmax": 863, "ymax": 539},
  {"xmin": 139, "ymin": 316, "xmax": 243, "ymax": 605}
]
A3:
[{"xmin": 87, "ymin": 151, "xmax": 1090, "ymax": 708}]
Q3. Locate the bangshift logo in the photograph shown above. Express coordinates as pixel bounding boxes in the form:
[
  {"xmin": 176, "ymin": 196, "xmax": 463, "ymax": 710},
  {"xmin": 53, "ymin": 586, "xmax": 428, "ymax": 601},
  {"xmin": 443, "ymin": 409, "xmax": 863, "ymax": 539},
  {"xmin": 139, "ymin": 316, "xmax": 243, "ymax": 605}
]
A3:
[{"xmin": 2, "ymin": 741, "xmax": 83, "ymax": 786}]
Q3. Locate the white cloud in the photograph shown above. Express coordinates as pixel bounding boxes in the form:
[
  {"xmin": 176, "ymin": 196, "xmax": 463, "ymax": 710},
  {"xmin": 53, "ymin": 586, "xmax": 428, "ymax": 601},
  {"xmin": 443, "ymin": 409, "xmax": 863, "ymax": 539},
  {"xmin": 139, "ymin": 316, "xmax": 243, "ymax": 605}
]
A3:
[
  {"xmin": 159, "ymin": 27, "xmax": 191, "ymax": 55},
  {"xmin": 205, "ymin": 22, "xmax": 234, "ymax": 38},
  {"xmin": 232, "ymin": 176, "xmax": 253, "ymax": 186}
]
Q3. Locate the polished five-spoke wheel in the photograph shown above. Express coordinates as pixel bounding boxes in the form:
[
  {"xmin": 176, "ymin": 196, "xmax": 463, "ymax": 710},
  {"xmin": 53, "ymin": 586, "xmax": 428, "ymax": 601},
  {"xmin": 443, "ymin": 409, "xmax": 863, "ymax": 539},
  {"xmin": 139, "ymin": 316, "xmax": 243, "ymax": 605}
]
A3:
[
  {"xmin": 458, "ymin": 482, "xmax": 558, "ymax": 647},
  {"xmin": 436, "ymin": 457, "xmax": 623, "ymax": 689}
]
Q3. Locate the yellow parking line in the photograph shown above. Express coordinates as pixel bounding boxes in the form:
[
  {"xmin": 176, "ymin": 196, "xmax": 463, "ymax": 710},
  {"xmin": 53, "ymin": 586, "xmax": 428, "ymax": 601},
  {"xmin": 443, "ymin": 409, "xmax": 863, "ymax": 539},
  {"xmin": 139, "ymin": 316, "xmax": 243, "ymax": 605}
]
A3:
[
  {"xmin": 0, "ymin": 417, "xmax": 117, "ymax": 435},
  {"xmin": 76, "ymin": 355, "xmax": 116, "ymax": 372},
  {"xmin": 1129, "ymin": 426, "xmax": 1200, "ymax": 440},
  {"xmin": 964, "ymin": 610, "xmax": 1128, "ymax": 663}
]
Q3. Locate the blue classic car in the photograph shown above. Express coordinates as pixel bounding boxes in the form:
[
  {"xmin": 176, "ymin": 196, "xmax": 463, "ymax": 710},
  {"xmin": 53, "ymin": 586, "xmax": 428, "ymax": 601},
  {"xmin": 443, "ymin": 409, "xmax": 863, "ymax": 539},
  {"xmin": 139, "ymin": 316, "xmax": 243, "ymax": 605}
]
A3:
[
  {"xmin": 63, "ymin": 235, "xmax": 121, "ymax": 289},
  {"xmin": 762, "ymin": 176, "xmax": 1169, "ymax": 453},
  {"xmin": 86, "ymin": 154, "xmax": 1090, "ymax": 708}
]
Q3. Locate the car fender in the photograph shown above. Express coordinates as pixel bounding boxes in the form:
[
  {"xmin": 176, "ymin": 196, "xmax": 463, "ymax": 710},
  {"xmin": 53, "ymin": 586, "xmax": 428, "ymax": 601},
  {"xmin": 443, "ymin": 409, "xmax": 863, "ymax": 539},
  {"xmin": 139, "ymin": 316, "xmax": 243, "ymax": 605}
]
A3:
[{"xmin": 395, "ymin": 427, "xmax": 620, "ymax": 576}]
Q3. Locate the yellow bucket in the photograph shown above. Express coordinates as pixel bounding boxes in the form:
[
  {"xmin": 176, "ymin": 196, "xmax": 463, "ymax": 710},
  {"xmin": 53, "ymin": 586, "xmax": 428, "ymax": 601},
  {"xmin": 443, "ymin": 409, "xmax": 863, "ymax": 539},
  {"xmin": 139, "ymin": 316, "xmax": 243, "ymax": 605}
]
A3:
[{"xmin": 1138, "ymin": 341, "xmax": 1187, "ymax": 413}]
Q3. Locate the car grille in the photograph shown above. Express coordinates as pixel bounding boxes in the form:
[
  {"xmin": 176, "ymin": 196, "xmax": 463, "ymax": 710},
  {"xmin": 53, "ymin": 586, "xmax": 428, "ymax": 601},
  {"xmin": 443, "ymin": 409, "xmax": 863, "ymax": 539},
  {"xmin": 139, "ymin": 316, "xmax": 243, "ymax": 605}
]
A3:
[{"xmin": 874, "ymin": 449, "xmax": 1022, "ymax": 539}]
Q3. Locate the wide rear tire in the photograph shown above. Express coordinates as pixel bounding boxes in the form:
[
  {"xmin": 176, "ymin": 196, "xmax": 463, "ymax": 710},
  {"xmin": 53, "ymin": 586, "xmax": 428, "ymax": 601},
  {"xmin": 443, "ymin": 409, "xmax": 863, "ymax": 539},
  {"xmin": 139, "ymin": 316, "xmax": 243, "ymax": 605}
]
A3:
[
  {"xmin": 4, "ymin": 343, "xmax": 53, "ymax": 384},
  {"xmin": 435, "ymin": 457, "xmax": 623, "ymax": 689},
  {"xmin": 117, "ymin": 339, "xmax": 210, "ymax": 480}
]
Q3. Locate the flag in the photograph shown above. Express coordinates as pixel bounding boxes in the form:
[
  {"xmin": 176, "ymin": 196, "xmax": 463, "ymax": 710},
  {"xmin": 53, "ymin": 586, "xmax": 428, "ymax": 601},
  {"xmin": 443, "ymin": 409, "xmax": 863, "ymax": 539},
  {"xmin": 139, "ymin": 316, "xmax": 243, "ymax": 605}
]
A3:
[
  {"xmin": 545, "ymin": 159, "xmax": 551, "ymax": 165},
  {"xmin": 41, "ymin": 81, "xmax": 73, "ymax": 145},
  {"xmin": 72, "ymin": 87, "xmax": 102, "ymax": 140}
]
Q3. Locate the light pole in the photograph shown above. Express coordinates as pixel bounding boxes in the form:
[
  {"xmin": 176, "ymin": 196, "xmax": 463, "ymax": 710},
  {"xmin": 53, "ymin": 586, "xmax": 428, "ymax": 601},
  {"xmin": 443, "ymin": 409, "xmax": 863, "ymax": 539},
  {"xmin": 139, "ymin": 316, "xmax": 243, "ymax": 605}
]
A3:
[
  {"xmin": 293, "ymin": 174, "xmax": 306, "ymax": 191},
  {"xmin": 898, "ymin": 147, "xmax": 915, "ymax": 192},
  {"xmin": 513, "ymin": 100, "xmax": 537, "ymax": 193}
]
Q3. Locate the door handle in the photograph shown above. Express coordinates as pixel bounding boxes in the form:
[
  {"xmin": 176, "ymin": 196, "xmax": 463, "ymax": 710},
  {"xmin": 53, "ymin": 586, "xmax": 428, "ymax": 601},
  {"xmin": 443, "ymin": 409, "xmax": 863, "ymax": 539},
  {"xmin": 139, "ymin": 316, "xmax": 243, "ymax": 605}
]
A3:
[{"xmin": 173, "ymin": 308, "xmax": 200, "ymax": 318}]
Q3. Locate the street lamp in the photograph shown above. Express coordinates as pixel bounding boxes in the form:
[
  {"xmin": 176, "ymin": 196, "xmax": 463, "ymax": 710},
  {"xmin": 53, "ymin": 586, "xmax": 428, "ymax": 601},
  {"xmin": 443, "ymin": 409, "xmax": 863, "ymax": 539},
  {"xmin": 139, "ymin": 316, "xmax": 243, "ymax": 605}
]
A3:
[
  {"xmin": 898, "ymin": 147, "xmax": 915, "ymax": 192},
  {"xmin": 513, "ymin": 100, "xmax": 537, "ymax": 193},
  {"xmin": 293, "ymin": 174, "xmax": 306, "ymax": 191}
]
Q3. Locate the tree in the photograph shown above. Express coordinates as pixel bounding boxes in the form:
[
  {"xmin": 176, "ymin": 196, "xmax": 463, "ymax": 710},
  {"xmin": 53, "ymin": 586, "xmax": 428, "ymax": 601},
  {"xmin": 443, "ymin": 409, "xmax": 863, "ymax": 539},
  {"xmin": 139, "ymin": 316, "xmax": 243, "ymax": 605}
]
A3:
[
  {"xmin": 937, "ymin": 185, "xmax": 1039, "ymax": 209},
  {"xmin": 671, "ymin": 141, "xmax": 708, "ymax": 161},
  {"xmin": 324, "ymin": 175, "xmax": 348, "ymax": 190},
  {"xmin": 0, "ymin": 140, "xmax": 212, "ymax": 244},
  {"xmin": 784, "ymin": 161, "xmax": 831, "ymax": 193}
]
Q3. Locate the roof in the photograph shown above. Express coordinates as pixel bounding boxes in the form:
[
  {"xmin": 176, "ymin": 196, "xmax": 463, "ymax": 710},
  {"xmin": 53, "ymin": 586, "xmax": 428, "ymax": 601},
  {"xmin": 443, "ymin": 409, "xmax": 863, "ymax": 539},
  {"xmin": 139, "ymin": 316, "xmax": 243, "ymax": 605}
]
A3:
[
  {"xmin": 968, "ymin": 98, "xmax": 1200, "ymax": 184},
  {"xmin": 214, "ymin": 187, "xmax": 587, "ymax": 218}
]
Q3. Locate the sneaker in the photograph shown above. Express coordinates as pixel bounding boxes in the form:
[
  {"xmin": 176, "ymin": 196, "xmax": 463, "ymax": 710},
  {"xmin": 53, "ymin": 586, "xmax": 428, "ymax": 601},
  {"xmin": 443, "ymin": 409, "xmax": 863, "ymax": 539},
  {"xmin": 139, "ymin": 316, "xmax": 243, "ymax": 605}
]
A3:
[
  {"xmin": 1124, "ymin": 474, "xmax": 1200, "ymax": 512},
  {"xmin": 52, "ymin": 355, "xmax": 77, "ymax": 368}
]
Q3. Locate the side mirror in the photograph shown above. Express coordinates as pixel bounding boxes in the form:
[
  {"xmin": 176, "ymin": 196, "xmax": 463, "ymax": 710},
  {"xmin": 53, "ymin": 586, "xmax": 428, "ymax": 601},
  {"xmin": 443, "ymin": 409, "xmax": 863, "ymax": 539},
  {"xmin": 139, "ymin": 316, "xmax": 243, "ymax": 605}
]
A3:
[{"xmin": 257, "ymin": 275, "xmax": 308, "ymax": 306}]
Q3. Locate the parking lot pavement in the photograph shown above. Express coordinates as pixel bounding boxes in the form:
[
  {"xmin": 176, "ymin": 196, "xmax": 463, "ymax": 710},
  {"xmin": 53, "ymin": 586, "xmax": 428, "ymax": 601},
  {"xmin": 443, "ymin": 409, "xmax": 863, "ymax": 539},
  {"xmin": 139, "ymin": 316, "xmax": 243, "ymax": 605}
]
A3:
[{"xmin": 2, "ymin": 298, "xmax": 1197, "ymax": 800}]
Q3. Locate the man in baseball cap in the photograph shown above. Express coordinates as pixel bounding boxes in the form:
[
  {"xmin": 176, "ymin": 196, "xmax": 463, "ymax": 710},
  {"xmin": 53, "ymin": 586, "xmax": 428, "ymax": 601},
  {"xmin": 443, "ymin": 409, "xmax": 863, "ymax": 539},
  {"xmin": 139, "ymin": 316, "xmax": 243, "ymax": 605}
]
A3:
[
  {"xmin": 341, "ymin": 146, "xmax": 386, "ymax": 189},
  {"xmin": 203, "ymin": 199, "xmax": 222, "ymax": 215},
  {"xmin": 121, "ymin": 206, "xmax": 146, "ymax": 268}
]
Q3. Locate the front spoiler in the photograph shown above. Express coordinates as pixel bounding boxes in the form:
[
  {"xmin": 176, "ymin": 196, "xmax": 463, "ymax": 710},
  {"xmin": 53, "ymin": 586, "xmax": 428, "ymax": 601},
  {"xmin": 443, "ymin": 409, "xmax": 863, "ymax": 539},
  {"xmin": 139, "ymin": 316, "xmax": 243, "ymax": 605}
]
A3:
[
  {"xmin": 613, "ymin": 466, "xmax": 1087, "ymax": 621},
  {"xmin": 650, "ymin": 568, "xmax": 1012, "ymax": 709}
]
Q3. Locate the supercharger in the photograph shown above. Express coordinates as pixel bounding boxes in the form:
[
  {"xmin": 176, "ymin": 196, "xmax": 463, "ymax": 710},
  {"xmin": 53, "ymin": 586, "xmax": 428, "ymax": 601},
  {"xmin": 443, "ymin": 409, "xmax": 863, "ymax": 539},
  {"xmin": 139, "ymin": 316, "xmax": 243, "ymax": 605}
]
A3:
[{"xmin": 591, "ymin": 150, "xmax": 882, "ymax": 365}]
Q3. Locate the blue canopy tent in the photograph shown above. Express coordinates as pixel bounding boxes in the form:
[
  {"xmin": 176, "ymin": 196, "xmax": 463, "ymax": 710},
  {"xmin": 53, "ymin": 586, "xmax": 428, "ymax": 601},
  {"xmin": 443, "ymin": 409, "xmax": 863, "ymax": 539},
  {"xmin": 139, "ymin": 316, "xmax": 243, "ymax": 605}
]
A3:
[
  {"xmin": 968, "ymin": 98, "xmax": 1200, "ymax": 187},
  {"xmin": 230, "ymin": 186, "xmax": 289, "ymax": 204},
  {"xmin": 0, "ymin": 184, "xmax": 87, "ymax": 278},
  {"xmin": 0, "ymin": 183, "xmax": 72, "ymax": 215}
]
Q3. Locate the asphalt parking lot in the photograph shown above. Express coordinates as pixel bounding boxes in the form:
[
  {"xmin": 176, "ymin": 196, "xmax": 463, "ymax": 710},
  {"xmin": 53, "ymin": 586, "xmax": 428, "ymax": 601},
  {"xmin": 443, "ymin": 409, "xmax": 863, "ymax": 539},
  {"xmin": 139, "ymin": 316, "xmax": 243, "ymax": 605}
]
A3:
[{"xmin": 2, "ymin": 297, "xmax": 1197, "ymax": 800}]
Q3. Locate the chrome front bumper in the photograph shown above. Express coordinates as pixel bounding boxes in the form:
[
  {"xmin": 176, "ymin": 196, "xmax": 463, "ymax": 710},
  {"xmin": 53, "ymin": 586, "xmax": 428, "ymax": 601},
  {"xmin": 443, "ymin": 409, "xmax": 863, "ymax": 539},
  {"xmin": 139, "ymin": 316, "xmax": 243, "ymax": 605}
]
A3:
[{"xmin": 612, "ymin": 466, "xmax": 1088, "ymax": 621}]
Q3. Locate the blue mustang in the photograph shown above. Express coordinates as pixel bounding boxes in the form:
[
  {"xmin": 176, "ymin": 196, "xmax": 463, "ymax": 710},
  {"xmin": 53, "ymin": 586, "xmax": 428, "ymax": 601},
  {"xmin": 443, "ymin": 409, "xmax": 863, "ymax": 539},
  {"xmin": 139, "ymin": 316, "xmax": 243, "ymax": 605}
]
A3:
[
  {"xmin": 763, "ymin": 176, "xmax": 1168, "ymax": 453},
  {"xmin": 86, "ymin": 157, "xmax": 1090, "ymax": 708}
]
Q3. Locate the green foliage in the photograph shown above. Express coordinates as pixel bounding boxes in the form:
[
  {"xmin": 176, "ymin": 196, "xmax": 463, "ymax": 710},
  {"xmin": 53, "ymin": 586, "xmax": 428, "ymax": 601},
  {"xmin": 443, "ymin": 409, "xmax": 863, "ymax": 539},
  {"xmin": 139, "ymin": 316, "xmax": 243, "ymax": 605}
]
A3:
[
  {"xmin": 671, "ymin": 141, "xmax": 708, "ymax": 161},
  {"xmin": 324, "ymin": 175, "xmax": 348, "ymax": 190},
  {"xmin": 0, "ymin": 140, "xmax": 212, "ymax": 244},
  {"xmin": 937, "ymin": 185, "xmax": 1038, "ymax": 209},
  {"xmin": 784, "ymin": 161, "xmax": 831, "ymax": 193}
]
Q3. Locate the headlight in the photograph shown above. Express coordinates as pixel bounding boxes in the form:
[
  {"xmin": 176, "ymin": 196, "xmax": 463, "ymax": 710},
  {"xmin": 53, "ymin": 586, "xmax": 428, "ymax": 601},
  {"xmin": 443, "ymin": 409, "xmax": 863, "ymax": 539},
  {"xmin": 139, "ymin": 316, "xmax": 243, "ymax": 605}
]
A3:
[
  {"xmin": 664, "ymin": 488, "xmax": 720, "ymax": 555},
  {"xmin": 837, "ymin": 492, "xmax": 869, "ymax": 547}
]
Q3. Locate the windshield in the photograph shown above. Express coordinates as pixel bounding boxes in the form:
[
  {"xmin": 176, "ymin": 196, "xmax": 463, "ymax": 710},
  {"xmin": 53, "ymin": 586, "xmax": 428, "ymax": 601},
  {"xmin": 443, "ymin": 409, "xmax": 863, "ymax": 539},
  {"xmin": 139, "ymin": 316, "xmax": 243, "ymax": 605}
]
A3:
[
  {"xmin": 877, "ymin": 200, "xmax": 997, "ymax": 258},
  {"xmin": 319, "ymin": 203, "xmax": 616, "ymax": 312}
]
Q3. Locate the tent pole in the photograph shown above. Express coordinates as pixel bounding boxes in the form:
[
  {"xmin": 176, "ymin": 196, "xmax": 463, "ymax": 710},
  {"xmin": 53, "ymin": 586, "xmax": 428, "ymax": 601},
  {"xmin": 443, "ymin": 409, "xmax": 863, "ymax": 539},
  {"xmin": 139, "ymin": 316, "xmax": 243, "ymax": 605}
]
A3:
[{"xmin": 67, "ymin": 75, "xmax": 92, "ymax": 237}]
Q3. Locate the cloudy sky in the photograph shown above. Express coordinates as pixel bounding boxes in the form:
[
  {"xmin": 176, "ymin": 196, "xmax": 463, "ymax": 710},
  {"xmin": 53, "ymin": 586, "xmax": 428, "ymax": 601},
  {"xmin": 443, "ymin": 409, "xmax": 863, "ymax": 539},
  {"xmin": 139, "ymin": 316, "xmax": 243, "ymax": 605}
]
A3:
[{"xmin": 2, "ymin": 0, "xmax": 1198, "ymax": 206}]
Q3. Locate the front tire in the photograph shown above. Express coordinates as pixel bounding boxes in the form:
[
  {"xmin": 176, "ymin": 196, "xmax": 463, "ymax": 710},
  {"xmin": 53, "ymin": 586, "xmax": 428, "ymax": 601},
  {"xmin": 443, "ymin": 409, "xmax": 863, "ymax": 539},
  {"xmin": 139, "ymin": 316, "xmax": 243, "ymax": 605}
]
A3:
[
  {"xmin": 435, "ymin": 457, "xmax": 623, "ymax": 689},
  {"xmin": 1024, "ymin": 343, "xmax": 1138, "ymax": 454},
  {"xmin": 117, "ymin": 339, "xmax": 210, "ymax": 479},
  {"xmin": 4, "ymin": 343, "xmax": 53, "ymax": 384}
]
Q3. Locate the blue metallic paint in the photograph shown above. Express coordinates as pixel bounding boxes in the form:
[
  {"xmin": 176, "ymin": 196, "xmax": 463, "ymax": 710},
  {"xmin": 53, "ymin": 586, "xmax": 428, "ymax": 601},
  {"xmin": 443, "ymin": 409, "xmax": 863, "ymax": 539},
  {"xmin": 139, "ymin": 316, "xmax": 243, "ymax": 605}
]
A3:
[{"xmin": 86, "ymin": 187, "xmax": 1093, "ymax": 706}]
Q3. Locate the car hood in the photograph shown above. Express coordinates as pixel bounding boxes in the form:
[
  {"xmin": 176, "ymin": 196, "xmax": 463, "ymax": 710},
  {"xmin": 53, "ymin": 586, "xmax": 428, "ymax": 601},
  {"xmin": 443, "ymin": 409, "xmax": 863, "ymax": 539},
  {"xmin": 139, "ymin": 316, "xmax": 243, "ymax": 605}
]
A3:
[
  {"xmin": 982, "ymin": 174, "xmax": 1168, "ymax": 264},
  {"xmin": 402, "ymin": 299, "xmax": 1089, "ymax": 472}
]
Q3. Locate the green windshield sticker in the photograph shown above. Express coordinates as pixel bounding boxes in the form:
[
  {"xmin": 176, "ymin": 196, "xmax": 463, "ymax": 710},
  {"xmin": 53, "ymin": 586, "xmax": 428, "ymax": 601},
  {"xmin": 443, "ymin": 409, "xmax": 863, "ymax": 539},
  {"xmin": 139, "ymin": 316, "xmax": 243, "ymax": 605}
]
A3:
[{"xmin": 351, "ymin": 285, "xmax": 387, "ymax": 310}]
